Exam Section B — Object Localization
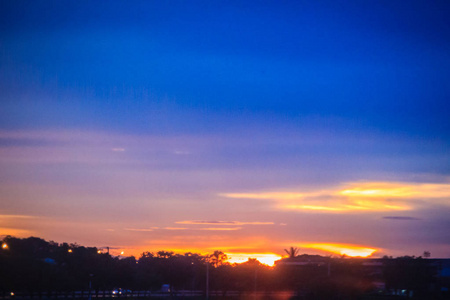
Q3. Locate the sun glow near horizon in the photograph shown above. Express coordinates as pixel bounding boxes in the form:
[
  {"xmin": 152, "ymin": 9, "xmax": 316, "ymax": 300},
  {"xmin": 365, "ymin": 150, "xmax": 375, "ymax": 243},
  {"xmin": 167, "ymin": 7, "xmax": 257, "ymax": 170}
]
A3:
[
  {"xmin": 124, "ymin": 247, "xmax": 282, "ymax": 266},
  {"xmin": 304, "ymin": 243, "xmax": 377, "ymax": 257},
  {"xmin": 123, "ymin": 241, "xmax": 377, "ymax": 265},
  {"xmin": 226, "ymin": 253, "xmax": 283, "ymax": 266}
]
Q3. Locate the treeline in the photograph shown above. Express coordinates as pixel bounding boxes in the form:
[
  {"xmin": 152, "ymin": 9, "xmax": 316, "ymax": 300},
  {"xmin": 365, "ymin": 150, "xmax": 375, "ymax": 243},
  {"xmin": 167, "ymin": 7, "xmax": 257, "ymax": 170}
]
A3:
[
  {"xmin": 0, "ymin": 236, "xmax": 273, "ymax": 293},
  {"xmin": 0, "ymin": 236, "xmax": 447, "ymax": 299}
]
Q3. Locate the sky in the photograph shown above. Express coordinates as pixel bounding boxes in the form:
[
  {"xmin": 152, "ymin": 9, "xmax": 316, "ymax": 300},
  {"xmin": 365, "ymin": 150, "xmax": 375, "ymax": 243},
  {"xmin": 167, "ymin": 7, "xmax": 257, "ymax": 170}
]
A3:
[{"xmin": 1, "ymin": 0, "xmax": 450, "ymax": 263}]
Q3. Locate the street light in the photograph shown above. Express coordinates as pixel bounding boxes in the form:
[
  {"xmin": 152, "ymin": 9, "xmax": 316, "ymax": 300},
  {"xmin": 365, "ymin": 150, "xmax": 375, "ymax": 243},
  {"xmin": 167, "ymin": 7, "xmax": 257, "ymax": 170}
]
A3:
[{"xmin": 2, "ymin": 243, "xmax": 8, "ymax": 249}]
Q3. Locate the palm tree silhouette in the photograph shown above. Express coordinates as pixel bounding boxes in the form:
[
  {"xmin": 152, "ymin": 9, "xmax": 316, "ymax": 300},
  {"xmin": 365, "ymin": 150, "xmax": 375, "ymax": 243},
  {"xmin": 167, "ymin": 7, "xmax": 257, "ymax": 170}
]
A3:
[{"xmin": 284, "ymin": 247, "xmax": 300, "ymax": 258}]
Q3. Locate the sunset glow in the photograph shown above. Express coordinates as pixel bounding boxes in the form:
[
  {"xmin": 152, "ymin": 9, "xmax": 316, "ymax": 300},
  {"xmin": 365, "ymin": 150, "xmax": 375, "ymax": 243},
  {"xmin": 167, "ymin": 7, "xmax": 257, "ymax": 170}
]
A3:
[
  {"xmin": 226, "ymin": 253, "xmax": 283, "ymax": 267},
  {"xmin": 0, "ymin": 228, "xmax": 33, "ymax": 237},
  {"xmin": 340, "ymin": 182, "xmax": 450, "ymax": 199},
  {"xmin": 176, "ymin": 220, "xmax": 275, "ymax": 226},
  {"xmin": 221, "ymin": 180, "xmax": 450, "ymax": 213},
  {"xmin": 305, "ymin": 244, "xmax": 377, "ymax": 257},
  {"xmin": 283, "ymin": 205, "xmax": 345, "ymax": 211}
]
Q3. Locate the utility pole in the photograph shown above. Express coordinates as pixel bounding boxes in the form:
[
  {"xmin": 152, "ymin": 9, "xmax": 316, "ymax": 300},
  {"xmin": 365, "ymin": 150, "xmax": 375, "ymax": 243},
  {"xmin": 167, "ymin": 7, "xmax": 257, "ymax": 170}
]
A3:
[
  {"xmin": 206, "ymin": 262, "xmax": 209, "ymax": 300},
  {"xmin": 254, "ymin": 268, "xmax": 258, "ymax": 300},
  {"xmin": 328, "ymin": 259, "xmax": 331, "ymax": 277},
  {"xmin": 88, "ymin": 274, "xmax": 93, "ymax": 300}
]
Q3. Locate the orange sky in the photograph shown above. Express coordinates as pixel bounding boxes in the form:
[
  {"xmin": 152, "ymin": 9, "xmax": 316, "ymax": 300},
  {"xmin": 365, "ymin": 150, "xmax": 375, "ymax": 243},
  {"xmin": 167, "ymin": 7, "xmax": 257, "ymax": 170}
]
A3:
[{"xmin": 2, "ymin": 157, "xmax": 450, "ymax": 261}]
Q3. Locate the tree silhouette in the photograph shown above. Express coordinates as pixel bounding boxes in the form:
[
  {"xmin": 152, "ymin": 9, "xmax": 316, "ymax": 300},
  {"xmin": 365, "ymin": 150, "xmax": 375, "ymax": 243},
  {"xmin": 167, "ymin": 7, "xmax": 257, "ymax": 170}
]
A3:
[
  {"xmin": 156, "ymin": 251, "xmax": 173, "ymax": 258},
  {"xmin": 284, "ymin": 246, "xmax": 300, "ymax": 258},
  {"xmin": 1, "ymin": 235, "xmax": 443, "ymax": 298},
  {"xmin": 208, "ymin": 250, "xmax": 227, "ymax": 268}
]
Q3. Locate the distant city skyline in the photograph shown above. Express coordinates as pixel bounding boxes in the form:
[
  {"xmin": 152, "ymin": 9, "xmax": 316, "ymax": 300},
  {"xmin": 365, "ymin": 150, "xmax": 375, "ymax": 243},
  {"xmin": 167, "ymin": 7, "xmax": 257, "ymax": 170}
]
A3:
[{"xmin": 1, "ymin": 0, "xmax": 449, "ymax": 263}]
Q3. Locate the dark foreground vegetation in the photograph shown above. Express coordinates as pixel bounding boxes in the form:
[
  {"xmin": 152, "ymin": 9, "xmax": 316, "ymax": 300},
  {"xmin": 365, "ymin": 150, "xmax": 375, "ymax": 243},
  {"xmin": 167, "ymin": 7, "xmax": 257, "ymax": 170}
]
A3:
[{"xmin": 1, "ymin": 236, "xmax": 449, "ymax": 300}]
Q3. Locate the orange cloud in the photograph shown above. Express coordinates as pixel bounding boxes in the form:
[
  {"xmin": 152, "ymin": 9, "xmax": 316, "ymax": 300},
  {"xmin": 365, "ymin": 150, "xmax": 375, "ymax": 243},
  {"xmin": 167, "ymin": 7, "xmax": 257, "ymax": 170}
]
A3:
[
  {"xmin": 0, "ymin": 227, "xmax": 34, "ymax": 237},
  {"xmin": 340, "ymin": 182, "xmax": 450, "ymax": 199},
  {"xmin": 176, "ymin": 220, "xmax": 274, "ymax": 225},
  {"xmin": 303, "ymin": 243, "xmax": 377, "ymax": 257},
  {"xmin": 163, "ymin": 227, "xmax": 188, "ymax": 230},
  {"xmin": 221, "ymin": 181, "xmax": 450, "ymax": 213},
  {"xmin": 198, "ymin": 227, "xmax": 242, "ymax": 231},
  {"xmin": 124, "ymin": 228, "xmax": 154, "ymax": 232},
  {"xmin": 0, "ymin": 214, "xmax": 37, "ymax": 219}
]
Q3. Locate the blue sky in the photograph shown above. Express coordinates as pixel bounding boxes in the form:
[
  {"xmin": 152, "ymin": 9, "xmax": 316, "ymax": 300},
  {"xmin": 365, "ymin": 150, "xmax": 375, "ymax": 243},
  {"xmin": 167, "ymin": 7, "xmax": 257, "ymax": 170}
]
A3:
[{"xmin": 1, "ymin": 1, "xmax": 450, "ymax": 259}]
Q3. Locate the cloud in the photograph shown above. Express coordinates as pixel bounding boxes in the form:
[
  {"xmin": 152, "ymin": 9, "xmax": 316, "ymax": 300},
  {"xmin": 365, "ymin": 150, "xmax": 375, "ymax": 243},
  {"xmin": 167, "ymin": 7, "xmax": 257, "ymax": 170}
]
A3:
[
  {"xmin": 124, "ymin": 228, "xmax": 154, "ymax": 232},
  {"xmin": 221, "ymin": 181, "xmax": 450, "ymax": 213},
  {"xmin": 339, "ymin": 182, "xmax": 450, "ymax": 199},
  {"xmin": 303, "ymin": 243, "xmax": 377, "ymax": 257},
  {"xmin": 0, "ymin": 214, "xmax": 37, "ymax": 219},
  {"xmin": 163, "ymin": 227, "xmax": 188, "ymax": 230},
  {"xmin": 0, "ymin": 227, "xmax": 34, "ymax": 237},
  {"xmin": 382, "ymin": 216, "xmax": 421, "ymax": 221},
  {"xmin": 198, "ymin": 227, "xmax": 242, "ymax": 231},
  {"xmin": 173, "ymin": 150, "xmax": 190, "ymax": 155},
  {"xmin": 124, "ymin": 226, "xmax": 241, "ymax": 232},
  {"xmin": 221, "ymin": 192, "xmax": 306, "ymax": 201},
  {"xmin": 0, "ymin": 129, "xmax": 205, "ymax": 165},
  {"xmin": 152, "ymin": 225, "xmax": 242, "ymax": 231},
  {"xmin": 0, "ymin": 215, "xmax": 38, "ymax": 237},
  {"xmin": 176, "ymin": 220, "xmax": 274, "ymax": 225}
]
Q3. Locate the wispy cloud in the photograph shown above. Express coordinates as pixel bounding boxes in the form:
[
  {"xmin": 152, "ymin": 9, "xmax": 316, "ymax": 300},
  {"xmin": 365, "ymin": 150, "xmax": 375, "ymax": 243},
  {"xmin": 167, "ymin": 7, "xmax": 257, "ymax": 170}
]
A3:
[
  {"xmin": 0, "ymin": 129, "xmax": 205, "ymax": 164},
  {"xmin": 176, "ymin": 220, "xmax": 274, "ymax": 225},
  {"xmin": 0, "ymin": 214, "xmax": 37, "ymax": 219},
  {"xmin": 152, "ymin": 225, "xmax": 242, "ymax": 231},
  {"xmin": 163, "ymin": 227, "xmax": 188, "ymax": 230},
  {"xmin": 0, "ymin": 227, "xmax": 34, "ymax": 237},
  {"xmin": 221, "ymin": 182, "xmax": 450, "ymax": 213},
  {"xmin": 382, "ymin": 216, "xmax": 421, "ymax": 221},
  {"xmin": 126, "ymin": 226, "xmax": 236, "ymax": 232},
  {"xmin": 198, "ymin": 227, "xmax": 242, "ymax": 231},
  {"xmin": 339, "ymin": 182, "xmax": 450, "ymax": 199},
  {"xmin": 221, "ymin": 192, "xmax": 307, "ymax": 201},
  {"xmin": 124, "ymin": 228, "xmax": 154, "ymax": 232},
  {"xmin": 173, "ymin": 150, "xmax": 190, "ymax": 155}
]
